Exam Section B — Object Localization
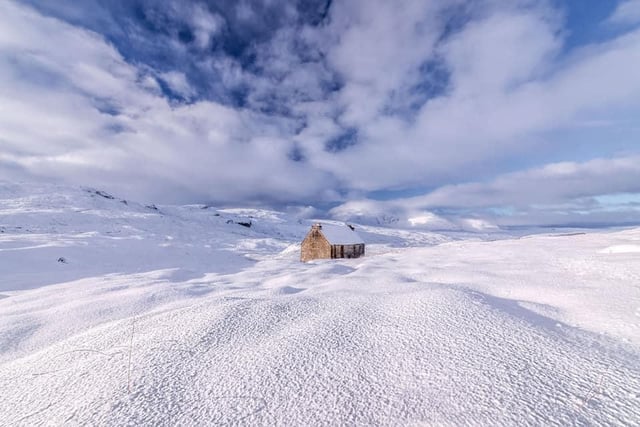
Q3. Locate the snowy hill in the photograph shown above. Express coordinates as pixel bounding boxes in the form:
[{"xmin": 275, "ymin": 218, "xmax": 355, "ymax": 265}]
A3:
[{"xmin": 1, "ymin": 183, "xmax": 639, "ymax": 425}]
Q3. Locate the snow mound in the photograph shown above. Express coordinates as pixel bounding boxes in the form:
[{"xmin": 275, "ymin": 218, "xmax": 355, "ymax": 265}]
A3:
[
  {"xmin": 1, "ymin": 183, "xmax": 640, "ymax": 425},
  {"xmin": 599, "ymin": 244, "xmax": 640, "ymax": 254}
]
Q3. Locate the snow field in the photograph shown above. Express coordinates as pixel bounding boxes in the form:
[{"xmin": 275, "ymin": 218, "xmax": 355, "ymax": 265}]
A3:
[{"xmin": 1, "ymin": 183, "xmax": 639, "ymax": 425}]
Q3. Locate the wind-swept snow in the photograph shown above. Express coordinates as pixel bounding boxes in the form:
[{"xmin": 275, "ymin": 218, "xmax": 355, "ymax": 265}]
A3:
[
  {"xmin": 599, "ymin": 244, "xmax": 640, "ymax": 254},
  {"xmin": 0, "ymin": 183, "xmax": 639, "ymax": 425}
]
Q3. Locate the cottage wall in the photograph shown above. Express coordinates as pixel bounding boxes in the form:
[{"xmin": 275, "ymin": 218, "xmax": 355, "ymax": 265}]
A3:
[{"xmin": 300, "ymin": 229, "xmax": 331, "ymax": 262}]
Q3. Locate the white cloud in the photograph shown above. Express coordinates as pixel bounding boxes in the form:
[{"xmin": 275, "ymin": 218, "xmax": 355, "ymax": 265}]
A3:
[
  {"xmin": 329, "ymin": 155, "xmax": 640, "ymax": 228},
  {"xmin": 1, "ymin": 0, "xmax": 640, "ymax": 227},
  {"xmin": 190, "ymin": 3, "xmax": 224, "ymax": 49},
  {"xmin": 406, "ymin": 155, "xmax": 640, "ymax": 209},
  {"xmin": 315, "ymin": 4, "xmax": 640, "ymax": 192},
  {"xmin": 0, "ymin": 1, "xmax": 332, "ymax": 203},
  {"xmin": 443, "ymin": 10, "xmax": 560, "ymax": 96},
  {"xmin": 607, "ymin": 0, "xmax": 640, "ymax": 26},
  {"xmin": 159, "ymin": 71, "xmax": 195, "ymax": 98},
  {"xmin": 190, "ymin": 0, "xmax": 629, "ymax": 199},
  {"xmin": 325, "ymin": 0, "xmax": 446, "ymax": 126}
]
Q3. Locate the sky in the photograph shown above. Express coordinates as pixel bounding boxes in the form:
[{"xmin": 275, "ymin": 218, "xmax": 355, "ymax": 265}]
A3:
[{"xmin": 0, "ymin": 0, "xmax": 639, "ymax": 228}]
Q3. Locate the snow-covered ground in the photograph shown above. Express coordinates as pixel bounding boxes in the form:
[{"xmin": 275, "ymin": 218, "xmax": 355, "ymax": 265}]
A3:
[{"xmin": 1, "ymin": 183, "xmax": 639, "ymax": 425}]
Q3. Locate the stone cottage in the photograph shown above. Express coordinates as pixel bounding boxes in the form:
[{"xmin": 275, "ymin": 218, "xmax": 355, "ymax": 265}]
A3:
[{"xmin": 300, "ymin": 223, "xmax": 365, "ymax": 262}]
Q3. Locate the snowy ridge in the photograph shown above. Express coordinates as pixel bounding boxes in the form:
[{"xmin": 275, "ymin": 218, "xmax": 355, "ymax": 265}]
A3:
[{"xmin": 1, "ymin": 183, "xmax": 639, "ymax": 425}]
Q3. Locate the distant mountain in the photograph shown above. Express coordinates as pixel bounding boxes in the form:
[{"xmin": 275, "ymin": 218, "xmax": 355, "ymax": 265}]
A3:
[{"xmin": 329, "ymin": 199, "xmax": 501, "ymax": 232}]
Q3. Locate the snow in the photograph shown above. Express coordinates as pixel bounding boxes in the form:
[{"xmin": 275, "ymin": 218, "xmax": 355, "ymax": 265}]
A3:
[
  {"xmin": 1, "ymin": 183, "xmax": 639, "ymax": 425},
  {"xmin": 599, "ymin": 244, "xmax": 640, "ymax": 254},
  {"xmin": 316, "ymin": 222, "xmax": 365, "ymax": 245}
]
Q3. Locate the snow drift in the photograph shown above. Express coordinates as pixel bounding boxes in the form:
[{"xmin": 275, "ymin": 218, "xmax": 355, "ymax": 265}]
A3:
[{"xmin": 1, "ymin": 183, "xmax": 639, "ymax": 425}]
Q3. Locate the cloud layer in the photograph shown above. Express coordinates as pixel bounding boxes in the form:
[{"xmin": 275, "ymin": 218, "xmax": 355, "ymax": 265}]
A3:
[
  {"xmin": 1, "ymin": 0, "xmax": 639, "ymax": 225},
  {"xmin": 331, "ymin": 156, "xmax": 640, "ymax": 229}
]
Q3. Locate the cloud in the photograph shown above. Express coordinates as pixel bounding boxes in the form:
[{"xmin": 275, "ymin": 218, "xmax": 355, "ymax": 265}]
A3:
[
  {"xmin": 607, "ymin": 0, "xmax": 640, "ymax": 26},
  {"xmin": 159, "ymin": 71, "xmax": 195, "ymax": 98},
  {"xmin": 329, "ymin": 155, "xmax": 640, "ymax": 228},
  {"xmin": 0, "ymin": 0, "xmax": 639, "ymax": 228},
  {"xmin": 406, "ymin": 155, "xmax": 640, "ymax": 209},
  {"xmin": 316, "ymin": 4, "xmax": 640, "ymax": 192},
  {"xmin": 0, "ymin": 1, "xmax": 334, "ymax": 204},
  {"xmin": 189, "ymin": 3, "xmax": 225, "ymax": 49}
]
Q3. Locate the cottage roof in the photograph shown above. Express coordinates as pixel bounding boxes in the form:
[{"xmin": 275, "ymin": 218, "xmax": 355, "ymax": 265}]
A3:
[{"xmin": 318, "ymin": 223, "xmax": 365, "ymax": 245}]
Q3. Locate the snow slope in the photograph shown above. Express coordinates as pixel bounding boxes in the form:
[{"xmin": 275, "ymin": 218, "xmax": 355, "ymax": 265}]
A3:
[{"xmin": 1, "ymin": 183, "xmax": 639, "ymax": 425}]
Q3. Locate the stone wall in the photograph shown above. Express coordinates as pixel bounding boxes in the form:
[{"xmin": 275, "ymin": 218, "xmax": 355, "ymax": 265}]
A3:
[{"xmin": 300, "ymin": 229, "xmax": 331, "ymax": 262}]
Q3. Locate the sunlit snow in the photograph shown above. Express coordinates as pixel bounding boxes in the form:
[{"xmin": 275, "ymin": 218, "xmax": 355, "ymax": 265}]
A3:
[{"xmin": 1, "ymin": 183, "xmax": 639, "ymax": 425}]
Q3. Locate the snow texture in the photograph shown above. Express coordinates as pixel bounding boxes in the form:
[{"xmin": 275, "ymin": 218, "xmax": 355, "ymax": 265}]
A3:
[
  {"xmin": 0, "ymin": 183, "xmax": 639, "ymax": 425},
  {"xmin": 316, "ymin": 223, "xmax": 365, "ymax": 245}
]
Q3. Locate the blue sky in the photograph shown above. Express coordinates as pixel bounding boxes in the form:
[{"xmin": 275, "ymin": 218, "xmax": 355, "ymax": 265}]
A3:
[{"xmin": 1, "ymin": 0, "xmax": 640, "ymax": 227}]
